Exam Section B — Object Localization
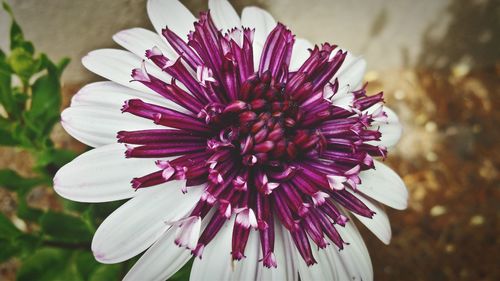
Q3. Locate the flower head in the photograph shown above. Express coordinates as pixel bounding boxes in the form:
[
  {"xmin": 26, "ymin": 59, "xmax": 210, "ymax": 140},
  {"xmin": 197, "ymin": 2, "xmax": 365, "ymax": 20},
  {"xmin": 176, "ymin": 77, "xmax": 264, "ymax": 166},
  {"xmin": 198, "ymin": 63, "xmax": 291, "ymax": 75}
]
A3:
[{"xmin": 55, "ymin": 0, "xmax": 408, "ymax": 280}]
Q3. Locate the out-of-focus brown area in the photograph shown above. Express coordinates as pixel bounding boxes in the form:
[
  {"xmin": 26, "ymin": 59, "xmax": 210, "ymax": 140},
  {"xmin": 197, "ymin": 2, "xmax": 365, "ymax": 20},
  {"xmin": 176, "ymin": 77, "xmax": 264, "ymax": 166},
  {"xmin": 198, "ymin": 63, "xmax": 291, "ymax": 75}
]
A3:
[
  {"xmin": 363, "ymin": 0, "xmax": 500, "ymax": 280},
  {"xmin": 362, "ymin": 67, "xmax": 499, "ymax": 280},
  {"xmin": 1, "ymin": 0, "xmax": 499, "ymax": 280}
]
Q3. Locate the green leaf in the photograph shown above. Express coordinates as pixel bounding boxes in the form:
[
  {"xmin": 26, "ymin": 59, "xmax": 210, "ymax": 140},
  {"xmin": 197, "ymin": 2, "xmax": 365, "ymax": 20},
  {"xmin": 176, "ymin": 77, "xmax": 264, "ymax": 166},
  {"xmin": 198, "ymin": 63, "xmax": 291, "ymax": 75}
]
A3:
[
  {"xmin": 13, "ymin": 171, "xmax": 45, "ymax": 222},
  {"xmin": 0, "ymin": 56, "xmax": 15, "ymax": 115},
  {"xmin": 0, "ymin": 169, "xmax": 42, "ymax": 191},
  {"xmin": 24, "ymin": 55, "xmax": 61, "ymax": 137},
  {"xmin": 17, "ymin": 202, "xmax": 44, "ymax": 222},
  {"xmin": 0, "ymin": 216, "xmax": 41, "ymax": 262},
  {"xmin": 0, "ymin": 238, "xmax": 19, "ymax": 262},
  {"xmin": 62, "ymin": 199, "xmax": 90, "ymax": 213},
  {"xmin": 58, "ymin": 261, "xmax": 86, "ymax": 281},
  {"xmin": 9, "ymin": 121, "xmax": 33, "ymax": 148},
  {"xmin": 16, "ymin": 248, "xmax": 71, "ymax": 281},
  {"xmin": 0, "ymin": 212, "xmax": 21, "ymax": 239},
  {"xmin": 7, "ymin": 48, "xmax": 37, "ymax": 81},
  {"xmin": 36, "ymin": 148, "xmax": 77, "ymax": 171},
  {"xmin": 2, "ymin": 1, "xmax": 21, "ymax": 45},
  {"xmin": 89, "ymin": 264, "xmax": 122, "ymax": 281},
  {"xmin": 0, "ymin": 233, "xmax": 40, "ymax": 262},
  {"xmin": 80, "ymin": 205, "xmax": 97, "ymax": 231},
  {"xmin": 2, "ymin": 1, "xmax": 34, "ymax": 54},
  {"xmin": 14, "ymin": 234, "xmax": 41, "ymax": 258},
  {"xmin": 40, "ymin": 211, "xmax": 92, "ymax": 243},
  {"xmin": 16, "ymin": 247, "xmax": 97, "ymax": 281},
  {"xmin": 26, "ymin": 74, "xmax": 59, "ymax": 129},
  {"xmin": 0, "ymin": 118, "xmax": 18, "ymax": 146},
  {"xmin": 74, "ymin": 251, "xmax": 100, "ymax": 280},
  {"xmin": 56, "ymin": 57, "xmax": 70, "ymax": 78}
]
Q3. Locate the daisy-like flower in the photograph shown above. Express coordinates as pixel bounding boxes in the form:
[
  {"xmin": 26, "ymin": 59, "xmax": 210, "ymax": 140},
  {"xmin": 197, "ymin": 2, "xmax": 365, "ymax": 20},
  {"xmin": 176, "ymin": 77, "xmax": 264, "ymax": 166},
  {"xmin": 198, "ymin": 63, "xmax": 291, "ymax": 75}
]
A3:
[{"xmin": 54, "ymin": 0, "xmax": 408, "ymax": 280}]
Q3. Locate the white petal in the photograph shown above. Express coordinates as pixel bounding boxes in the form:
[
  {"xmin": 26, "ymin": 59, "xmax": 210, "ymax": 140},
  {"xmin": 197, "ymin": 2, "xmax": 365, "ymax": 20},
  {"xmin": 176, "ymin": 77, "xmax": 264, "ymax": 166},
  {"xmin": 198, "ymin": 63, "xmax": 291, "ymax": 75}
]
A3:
[
  {"xmin": 350, "ymin": 192, "xmax": 392, "ymax": 244},
  {"xmin": 331, "ymin": 90, "xmax": 354, "ymax": 111},
  {"xmin": 323, "ymin": 82, "xmax": 354, "ymax": 111},
  {"xmin": 189, "ymin": 218, "xmax": 234, "ymax": 281},
  {"xmin": 335, "ymin": 55, "xmax": 366, "ymax": 91},
  {"xmin": 241, "ymin": 7, "xmax": 276, "ymax": 45},
  {"xmin": 290, "ymin": 38, "xmax": 313, "ymax": 71},
  {"xmin": 61, "ymin": 105, "xmax": 161, "ymax": 148},
  {"xmin": 368, "ymin": 107, "xmax": 403, "ymax": 148},
  {"xmin": 311, "ymin": 241, "xmax": 354, "ymax": 281},
  {"xmin": 241, "ymin": 7, "xmax": 276, "ymax": 70},
  {"xmin": 173, "ymin": 216, "xmax": 202, "ymax": 249},
  {"xmin": 358, "ymin": 160, "xmax": 408, "ymax": 210},
  {"xmin": 188, "ymin": 220, "xmax": 298, "ymax": 281},
  {"xmin": 126, "ymin": 211, "xmax": 217, "ymax": 281},
  {"xmin": 54, "ymin": 143, "xmax": 162, "ymax": 202},
  {"xmin": 113, "ymin": 27, "xmax": 176, "ymax": 60},
  {"xmin": 70, "ymin": 81, "xmax": 180, "ymax": 111},
  {"xmin": 64, "ymin": 81, "xmax": 187, "ymax": 147},
  {"xmin": 252, "ymin": 41, "xmax": 263, "ymax": 72},
  {"xmin": 330, "ymin": 46, "xmax": 367, "ymax": 91},
  {"xmin": 92, "ymin": 185, "xmax": 203, "ymax": 264},
  {"xmin": 334, "ymin": 218, "xmax": 373, "ymax": 281},
  {"xmin": 82, "ymin": 49, "xmax": 171, "ymax": 92},
  {"xmin": 147, "ymin": 0, "xmax": 196, "ymax": 39},
  {"xmin": 327, "ymin": 175, "xmax": 348, "ymax": 190},
  {"xmin": 209, "ymin": 0, "xmax": 241, "ymax": 32},
  {"xmin": 123, "ymin": 229, "xmax": 191, "ymax": 281},
  {"xmin": 257, "ymin": 224, "xmax": 298, "ymax": 281},
  {"xmin": 231, "ymin": 230, "xmax": 260, "ymax": 281},
  {"xmin": 297, "ymin": 244, "xmax": 337, "ymax": 281},
  {"xmin": 298, "ymin": 225, "xmax": 372, "ymax": 281},
  {"xmin": 327, "ymin": 244, "xmax": 352, "ymax": 280}
]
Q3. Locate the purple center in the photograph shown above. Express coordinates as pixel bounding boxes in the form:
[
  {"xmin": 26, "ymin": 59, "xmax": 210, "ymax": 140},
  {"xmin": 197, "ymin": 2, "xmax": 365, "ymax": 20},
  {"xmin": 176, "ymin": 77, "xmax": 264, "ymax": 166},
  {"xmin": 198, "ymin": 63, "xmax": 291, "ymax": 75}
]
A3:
[
  {"xmin": 205, "ymin": 73, "xmax": 323, "ymax": 167},
  {"xmin": 118, "ymin": 11, "xmax": 388, "ymax": 267}
]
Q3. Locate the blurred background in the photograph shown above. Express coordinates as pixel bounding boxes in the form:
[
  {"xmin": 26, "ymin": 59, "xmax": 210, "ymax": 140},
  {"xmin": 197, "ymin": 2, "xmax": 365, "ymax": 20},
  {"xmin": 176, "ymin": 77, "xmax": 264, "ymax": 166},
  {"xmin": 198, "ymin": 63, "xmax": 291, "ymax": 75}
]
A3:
[{"xmin": 0, "ymin": 0, "xmax": 498, "ymax": 280}]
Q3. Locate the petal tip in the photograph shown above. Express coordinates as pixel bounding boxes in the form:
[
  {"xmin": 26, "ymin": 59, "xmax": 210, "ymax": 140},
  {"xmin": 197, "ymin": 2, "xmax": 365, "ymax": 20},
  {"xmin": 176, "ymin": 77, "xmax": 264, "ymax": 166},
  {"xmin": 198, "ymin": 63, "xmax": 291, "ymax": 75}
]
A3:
[{"xmin": 92, "ymin": 249, "xmax": 111, "ymax": 263}]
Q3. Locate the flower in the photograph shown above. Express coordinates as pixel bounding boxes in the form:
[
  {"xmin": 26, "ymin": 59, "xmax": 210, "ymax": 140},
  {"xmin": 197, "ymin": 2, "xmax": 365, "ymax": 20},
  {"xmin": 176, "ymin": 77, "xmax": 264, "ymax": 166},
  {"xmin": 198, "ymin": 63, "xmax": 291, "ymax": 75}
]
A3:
[{"xmin": 54, "ymin": 0, "xmax": 408, "ymax": 280}]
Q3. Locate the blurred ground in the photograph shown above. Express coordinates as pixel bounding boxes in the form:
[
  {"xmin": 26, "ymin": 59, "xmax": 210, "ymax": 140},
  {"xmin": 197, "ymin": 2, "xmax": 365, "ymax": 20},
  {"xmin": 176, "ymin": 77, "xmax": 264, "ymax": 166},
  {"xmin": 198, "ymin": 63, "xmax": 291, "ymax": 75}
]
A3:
[
  {"xmin": 1, "ymin": 0, "xmax": 499, "ymax": 280},
  {"xmin": 362, "ymin": 68, "xmax": 499, "ymax": 281}
]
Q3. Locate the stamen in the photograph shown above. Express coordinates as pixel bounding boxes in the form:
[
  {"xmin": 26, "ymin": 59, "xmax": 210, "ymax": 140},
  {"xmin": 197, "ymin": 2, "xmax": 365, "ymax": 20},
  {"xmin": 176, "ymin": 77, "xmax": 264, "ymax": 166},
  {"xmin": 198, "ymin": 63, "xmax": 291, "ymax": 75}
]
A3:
[
  {"xmin": 169, "ymin": 216, "xmax": 201, "ymax": 250},
  {"xmin": 290, "ymin": 227, "xmax": 317, "ymax": 266}
]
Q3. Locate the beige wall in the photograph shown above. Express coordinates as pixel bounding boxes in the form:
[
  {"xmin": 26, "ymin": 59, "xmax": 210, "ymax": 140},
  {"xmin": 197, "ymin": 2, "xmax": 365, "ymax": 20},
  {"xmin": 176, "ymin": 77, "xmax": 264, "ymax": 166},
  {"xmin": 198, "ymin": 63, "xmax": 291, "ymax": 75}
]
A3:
[{"xmin": 0, "ymin": 0, "xmax": 453, "ymax": 83}]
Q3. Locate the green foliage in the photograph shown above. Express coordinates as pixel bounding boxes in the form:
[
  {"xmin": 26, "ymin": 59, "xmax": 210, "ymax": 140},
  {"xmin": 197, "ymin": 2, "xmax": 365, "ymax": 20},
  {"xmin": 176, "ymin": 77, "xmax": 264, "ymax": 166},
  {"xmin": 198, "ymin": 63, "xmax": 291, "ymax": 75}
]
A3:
[
  {"xmin": 88, "ymin": 265, "xmax": 122, "ymax": 281},
  {"xmin": 0, "ymin": 169, "xmax": 43, "ymax": 191},
  {"xmin": 35, "ymin": 148, "xmax": 78, "ymax": 175},
  {"xmin": 0, "ymin": 214, "xmax": 39, "ymax": 262},
  {"xmin": 0, "ymin": 2, "xmax": 137, "ymax": 280},
  {"xmin": 40, "ymin": 212, "xmax": 93, "ymax": 243},
  {"xmin": 16, "ymin": 248, "xmax": 119, "ymax": 281},
  {"xmin": 74, "ymin": 251, "xmax": 101, "ymax": 280},
  {"xmin": 16, "ymin": 248, "xmax": 69, "ymax": 281},
  {"xmin": 0, "ymin": 2, "xmax": 195, "ymax": 280},
  {"xmin": 0, "ymin": 212, "xmax": 21, "ymax": 238},
  {"xmin": 2, "ymin": 1, "xmax": 34, "ymax": 54},
  {"xmin": 15, "ymin": 248, "xmax": 123, "ymax": 281},
  {"xmin": 0, "ymin": 55, "xmax": 14, "ymax": 120},
  {"xmin": 0, "ymin": 2, "xmax": 66, "ymax": 149},
  {"xmin": 17, "ymin": 248, "xmax": 87, "ymax": 281},
  {"xmin": 0, "ymin": 212, "xmax": 23, "ymax": 262},
  {"xmin": 7, "ymin": 47, "xmax": 38, "ymax": 81}
]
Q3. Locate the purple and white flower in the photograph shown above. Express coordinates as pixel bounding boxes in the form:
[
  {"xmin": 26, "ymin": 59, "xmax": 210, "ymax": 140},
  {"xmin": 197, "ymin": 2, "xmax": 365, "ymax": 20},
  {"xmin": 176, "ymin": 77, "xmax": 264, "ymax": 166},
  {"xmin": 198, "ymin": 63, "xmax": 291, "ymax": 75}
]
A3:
[{"xmin": 54, "ymin": 0, "xmax": 408, "ymax": 280}]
